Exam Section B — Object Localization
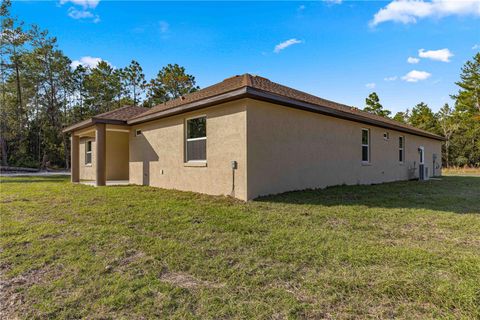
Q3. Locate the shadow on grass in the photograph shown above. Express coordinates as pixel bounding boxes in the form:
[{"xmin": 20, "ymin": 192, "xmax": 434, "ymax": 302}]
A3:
[
  {"xmin": 2, "ymin": 175, "xmax": 478, "ymax": 215},
  {"xmin": 256, "ymin": 176, "xmax": 480, "ymax": 215},
  {"xmin": 0, "ymin": 175, "xmax": 69, "ymax": 184}
]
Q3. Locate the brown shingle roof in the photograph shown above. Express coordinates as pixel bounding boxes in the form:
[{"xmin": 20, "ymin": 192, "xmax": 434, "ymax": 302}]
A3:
[
  {"xmin": 62, "ymin": 105, "xmax": 149, "ymax": 133},
  {"xmin": 131, "ymin": 75, "xmax": 251, "ymax": 119},
  {"xmin": 130, "ymin": 74, "xmax": 443, "ymax": 140},
  {"xmin": 95, "ymin": 105, "xmax": 149, "ymax": 121}
]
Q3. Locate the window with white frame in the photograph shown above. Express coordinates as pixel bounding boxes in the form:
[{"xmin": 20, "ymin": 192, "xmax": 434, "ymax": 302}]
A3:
[
  {"xmin": 398, "ymin": 136, "xmax": 404, "ymax": 163},
  {"xmin": 135, "ymin": 129, "xmax": 142, "ymax": 136},
  {"xmin": 362, "ymin": 129, "xmax": 370, "ymax": 163},
  {"xmin": 85, "ymin": 140, "xmax": 92, "ymax": 165},
  {"xmin": 185, "ymin": 116, "xmax": 206, "ymax": 162}
]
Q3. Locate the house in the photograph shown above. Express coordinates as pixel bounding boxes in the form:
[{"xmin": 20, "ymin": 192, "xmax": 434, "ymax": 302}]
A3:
[{"xmin": 63, "ymin": 74, "xmax": 443, "ymax": 200}]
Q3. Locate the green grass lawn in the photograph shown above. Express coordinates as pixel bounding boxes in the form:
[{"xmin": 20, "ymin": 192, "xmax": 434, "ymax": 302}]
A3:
[{"xmin": 1, "ymin": 176, "xmax": 479, "ymax": 319}]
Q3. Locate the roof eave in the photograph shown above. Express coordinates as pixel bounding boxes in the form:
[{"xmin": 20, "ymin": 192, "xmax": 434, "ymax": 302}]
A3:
[
  {"xmin": 128, "ymin": 86, "xmax": 444, "ymax": 141},
  {"xmin": 62, "ymin": 118, "xmax": 127, "ymax": 133}
]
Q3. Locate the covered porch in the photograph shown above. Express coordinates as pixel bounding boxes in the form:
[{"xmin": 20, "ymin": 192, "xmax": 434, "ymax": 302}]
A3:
[
  {"xmin": 70, "ymin": 123, "xmax": 130, "ymax": 186},
  {"xmin": 63, "ymin": 106, "xmax": 149, "ymax": 186}
]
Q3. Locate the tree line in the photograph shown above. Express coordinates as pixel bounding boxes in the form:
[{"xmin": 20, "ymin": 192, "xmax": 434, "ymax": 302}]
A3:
[
  {"xmin": 1, "ymin": 0, "xmax": 479, "ymax": 169},
  {"xmin": 0, "ymin": 0, "xmax": 198, "ymax": 168},
  {"xmin": 363, "ymin": 53, "xmax": 480, "ymax": 167}
]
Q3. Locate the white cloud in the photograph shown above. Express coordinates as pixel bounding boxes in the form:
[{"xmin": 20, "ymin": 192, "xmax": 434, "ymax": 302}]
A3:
[
  {"xmin": 402, "ymin": 70, "xmax": 431, "ymax": 82},
  {"xmin": 274, "ymin": 38, "xmax": 303, "ymax": 53},
  {"xmin": 407, "ymin": 56, "xmax": 420, "ymax": 64},
  {"xmin": 71, "ymin": 56, "xmax": 108, "ymax": 69},
  {"xmin": 60, "ymin": 0, "xmax": 100, "ymax": 9},
  {"xmin": 67, "ymin": 7, "xmax": 100, "ymax": 23},
  {"xmin": 418, "ymin": 48, "xmax": 453, "ymax": 62},
  {"xmin": 159, "ymin": 21, "xmax": 169, "ymax": 33},
  {"xmin": 365, "ymin": 83, "xmax": 376, "ymax": 89},
  {"xmin": 61, "ymin": 0, "xmax": 100, "ymax": 22},
  {"xmin": 384, "ymin": 76, "xmax": 398, "ymax": 81},
  {"xmin": 68, "ymin": 7, "xmax": 93, "ymax": 19},
  {"xmin": 370, "ymin": 0, "xmax": 480, "ymax": 26},
  {"xmin": 472, "ymin": 44, "xmax": 480, "ymax": 50},
  {"xmin": 298, "ymin": 4, "xmax": 306, "ymax": 11}
]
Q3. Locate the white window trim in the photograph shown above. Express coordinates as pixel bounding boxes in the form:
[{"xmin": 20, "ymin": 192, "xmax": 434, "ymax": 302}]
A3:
[
  {"xmin": 419, "ymin": 146, "xmax": 425, "ymax": 165},
  {"xmin": 361, "ymin": 128, "xmax": 370, "ymax": 164},
  {"xmin": 399, "ymin": 136, "xmax": 405, "ymax": 164},
  {"xmin": 186, "ymin": 137, "xmax": 206, "ymax": 142},
  {"xmin": 185, "ymin": 115, "xmax": 207, "ymax": 163},
  {"xmin": 85, "ymin": 140, "xmax": 93, "ymax": 166},
  {"xmin": 186, "ymin": 159, "xmax": 207, "ymax": 163},
  {"xmin": 184, "ymin": 161, "xmax": 208, "ymax": 167}
]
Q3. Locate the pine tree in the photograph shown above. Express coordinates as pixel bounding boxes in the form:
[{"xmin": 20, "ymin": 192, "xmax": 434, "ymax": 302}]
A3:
[
  {"xmin": 84, "ymin": 61, "xmax": 123, "ymax": 114},
  {"xmin": 436, "ymin": 104, "xmax": 458, "ymax": 167},
  {"xmin": 146, "ymin": 63, "xmax": 198, "ymax": 106},
  {"xmin": 121, "ymin": 60, "xmax": 146, "ymax": 106},
  {"xmin": 450, "ymin": 53, "xmax": 480, "ymax": 166},
  {"xmin": 451, "ymin": 52, "xmax": 480, "ymax": 115},
  {"xmin": 409, "ymin": 102, "xmax": 439, "ymax": 133},
  {"xmin": 364, "ymin": 92, "xmax": 391, "ymax": 118},
  {"xmin": 0, "ymin": 0, "xmax": 31, "ymax": 165},
  {"xmin": 393, "ymin": 110, "xmax": 410, "ymax": 124},
  {"xmin": 71, "ymin": 64, "xmax": 88, "ymax": 121},
  {"xmin": 25, "ymin": 27, "xmax": 74, "ymax": 167}
]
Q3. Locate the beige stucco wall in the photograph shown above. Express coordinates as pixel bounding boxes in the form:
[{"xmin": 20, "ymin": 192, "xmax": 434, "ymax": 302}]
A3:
[
  {"xmin": 77, "ymin": 127, "xmax": 129, "ymax": 181},
  {"xmin": 246, "ymin": 100, "xmax": 442, "ymax": 199},
  {"xmin": 129, "ymin": 100, "xmax": 248, "ymax": 200},
  {"xmin": 106, "ymin": 131, "xmax": 129, "ymax": 180},
  {"xmin": 74, "ymin": 99, "xmax": 442, "ymax": 200}
]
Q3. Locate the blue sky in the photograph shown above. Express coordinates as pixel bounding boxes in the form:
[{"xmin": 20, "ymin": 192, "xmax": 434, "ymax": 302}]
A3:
[{"xmin": 13, "ymin": 0, "xmax": 480, "ymax": 113}]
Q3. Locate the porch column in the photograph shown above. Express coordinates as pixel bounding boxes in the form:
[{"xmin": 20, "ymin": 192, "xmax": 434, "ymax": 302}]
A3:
[
  {"xmin": 71, "ymin": 134, "xmax": 80, "ymax": 183},
  {"xmin": 95, "ymin": 123, "xmax": 106, "ymax": 186}
]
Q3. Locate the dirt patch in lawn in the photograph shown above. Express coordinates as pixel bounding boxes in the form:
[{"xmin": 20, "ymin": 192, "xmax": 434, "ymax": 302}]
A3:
[
  {"xmin": 159, "ymin": 271, "xmax": 225, "ymax": 290},
  {"xmin": 0, "ymin": 266, "xmax": 57, "ymax": 319},
  {"xmin": 103, "ymin": 249, "xmax": 150, "ymax": 274}
]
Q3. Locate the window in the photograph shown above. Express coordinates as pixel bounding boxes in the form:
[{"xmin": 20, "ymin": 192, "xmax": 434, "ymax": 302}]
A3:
[
  {"xmin": 383, "ymin": 132, "xmax": 389, "ymax": 140},
  {"xmin": 362, "ymin": 129, "xmax": 370, "ymax": 163},
  {"xmin": 135, "ymin": 129, "xmax": 142, "ymax": 136},
  {"xmin": 185, "ymin": 116, "xmax": 206, "ymax": 162},
  {"xmin": 85, "ymin": 140, "xmax": 92, "ymax": 165},
  {"xmin": 398, "ymin": 136, "xmax": 404, "ymax": 163}
]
